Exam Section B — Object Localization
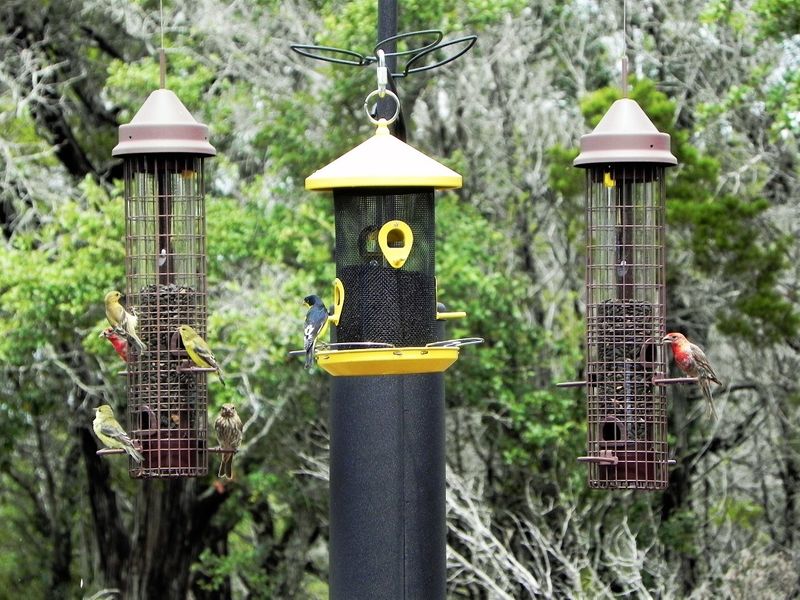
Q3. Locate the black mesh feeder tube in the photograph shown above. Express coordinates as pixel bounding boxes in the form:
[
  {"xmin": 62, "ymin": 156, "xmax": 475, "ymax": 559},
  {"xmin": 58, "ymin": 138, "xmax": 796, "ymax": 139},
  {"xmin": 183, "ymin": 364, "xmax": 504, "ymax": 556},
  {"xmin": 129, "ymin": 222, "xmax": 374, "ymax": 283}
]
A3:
[
  {"xmin": 111, "ymin": 88, "xmax": 216, "ymax": 478},
  {"xmin": 573, "ymin": 99, "xmax": 677, "ymax": 490},
  {"xmin": 305, "ymin": 116, "xmax": 466, "ymax": 599}
]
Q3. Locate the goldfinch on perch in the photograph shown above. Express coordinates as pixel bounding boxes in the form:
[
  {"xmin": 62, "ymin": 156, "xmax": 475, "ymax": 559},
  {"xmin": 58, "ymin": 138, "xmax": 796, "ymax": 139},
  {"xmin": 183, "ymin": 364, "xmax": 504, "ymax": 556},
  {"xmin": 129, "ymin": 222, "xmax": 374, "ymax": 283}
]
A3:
[
  {"xmin": 178, "ymin": 324, "xmax": 226, "ymax": 386},
  {"xmin": 104, "ymin": 290, "xmax": 146, "ymax": 351},
  {"xmin": 93, "ymin": 405, "xmax": 143, "ymax": 463}
]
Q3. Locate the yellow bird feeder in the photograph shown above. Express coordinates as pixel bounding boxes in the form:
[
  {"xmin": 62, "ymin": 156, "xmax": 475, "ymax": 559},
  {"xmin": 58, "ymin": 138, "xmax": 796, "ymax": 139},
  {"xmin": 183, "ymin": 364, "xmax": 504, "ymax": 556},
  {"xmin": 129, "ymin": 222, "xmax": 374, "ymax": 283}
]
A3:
[{"xmin": 305, "ymin": 115, "xmax": 475, "ymax": 376}]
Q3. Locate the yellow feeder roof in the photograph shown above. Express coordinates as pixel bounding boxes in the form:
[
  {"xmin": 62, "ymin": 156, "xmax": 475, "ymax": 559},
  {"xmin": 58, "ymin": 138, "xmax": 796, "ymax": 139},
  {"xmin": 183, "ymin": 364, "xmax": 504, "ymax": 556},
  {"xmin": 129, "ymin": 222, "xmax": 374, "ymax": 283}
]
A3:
[{"xmin": 306, "ymin": 120, "xmax": 462, "ymax": 191}]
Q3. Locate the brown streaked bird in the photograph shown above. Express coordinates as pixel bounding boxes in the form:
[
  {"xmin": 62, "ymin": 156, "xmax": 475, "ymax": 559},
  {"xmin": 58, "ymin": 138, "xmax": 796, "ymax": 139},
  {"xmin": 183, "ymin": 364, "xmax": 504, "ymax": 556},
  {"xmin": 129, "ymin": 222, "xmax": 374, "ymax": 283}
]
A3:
[{"xmin": 214, "ymin": 403, "xmax": 243, "ymax": 479}]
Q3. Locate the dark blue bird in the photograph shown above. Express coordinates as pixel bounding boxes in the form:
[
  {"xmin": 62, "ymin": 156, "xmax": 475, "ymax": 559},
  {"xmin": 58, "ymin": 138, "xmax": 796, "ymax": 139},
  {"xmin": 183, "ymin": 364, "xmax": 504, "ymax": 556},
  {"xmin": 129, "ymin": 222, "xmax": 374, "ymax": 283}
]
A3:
[{"xmin": 303, "ymin": 295, "xmax": 329, "ymax": 369}]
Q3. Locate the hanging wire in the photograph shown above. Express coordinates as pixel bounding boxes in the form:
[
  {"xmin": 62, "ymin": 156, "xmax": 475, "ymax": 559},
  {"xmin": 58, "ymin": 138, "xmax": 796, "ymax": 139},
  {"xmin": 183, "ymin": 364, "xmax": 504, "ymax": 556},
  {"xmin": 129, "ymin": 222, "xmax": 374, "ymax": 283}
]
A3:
[
  {"xmin": 621, "ymin": 0, "xmax": 629, "ymax": 97},
  {"xmin": 290, "ymin": 29, "xmax": 477, "ymax": 79},
  {"xmin": 623, "ymin": 0, "xmax": 627, "ymax": 57},
  {"xmin": 159, "ymin": 0, "xmax": 166, "ymax": 88}
]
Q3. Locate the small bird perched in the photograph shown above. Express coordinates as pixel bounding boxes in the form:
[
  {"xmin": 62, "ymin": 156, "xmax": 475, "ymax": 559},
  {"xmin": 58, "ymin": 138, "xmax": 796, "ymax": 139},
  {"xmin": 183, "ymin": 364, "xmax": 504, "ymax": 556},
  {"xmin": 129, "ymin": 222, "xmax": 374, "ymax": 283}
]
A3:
[
  {"xmin": 663, "ymin": 332, "xmax": 722, "ymax": 421},
  {"xmin": 214, "ymin": 403, "xmax": 243, "ymax": 479},
  {"xmin": 100, "ymin": 327, "xmax": 128, "ymax": 362},
  {"xmin": 303, "ymin": 295, "xmax": 329, "ymax": 369},
  {"xmin": 93, "ymin": 405, "xmax": 143, "ymax": 463},
  {"xmin": 104, "ymin": 290, "xmax": 146, "ymax": 351},
  {"xmin": 178, "ymin": 324, "xmax": 226, "ymax": 386}
]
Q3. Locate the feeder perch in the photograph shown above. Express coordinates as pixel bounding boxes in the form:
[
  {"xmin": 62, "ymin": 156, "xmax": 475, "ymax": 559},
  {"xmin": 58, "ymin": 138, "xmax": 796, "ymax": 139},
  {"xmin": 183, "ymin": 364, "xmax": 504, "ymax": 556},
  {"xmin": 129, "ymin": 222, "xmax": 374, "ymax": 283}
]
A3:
[
  {"xmin": 572, "ymin": 98, "xmax": 677, "ymax": 490},
  {"xmin": 111, "ymin": 88, "xmax": 215, "ymax": 478},
  {"xmin": 304, "ymin": 117, "xmax": 475, "ymax": 376}
]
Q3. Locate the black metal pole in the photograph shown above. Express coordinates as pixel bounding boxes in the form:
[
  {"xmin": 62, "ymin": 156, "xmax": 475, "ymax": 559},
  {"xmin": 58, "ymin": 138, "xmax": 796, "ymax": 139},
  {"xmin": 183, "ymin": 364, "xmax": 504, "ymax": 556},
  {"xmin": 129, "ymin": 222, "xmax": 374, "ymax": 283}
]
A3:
[
  {"xmin": 328, "ymin": 7, "xmax": 445, "ymax": 596},
  {"xmin": 376, "ymin": 0, "xmax": 397, "ymax": 122},
  {"xmin": 376, "ymin": 0, "xmax": 406, "ymax": 141},
  {"xmin": 329, "ymin": 372, "xmax": 445, "ymax": 599},
  {"xmin": 329, "ymin": 314, "xmax": 447, "ymax": 599}
]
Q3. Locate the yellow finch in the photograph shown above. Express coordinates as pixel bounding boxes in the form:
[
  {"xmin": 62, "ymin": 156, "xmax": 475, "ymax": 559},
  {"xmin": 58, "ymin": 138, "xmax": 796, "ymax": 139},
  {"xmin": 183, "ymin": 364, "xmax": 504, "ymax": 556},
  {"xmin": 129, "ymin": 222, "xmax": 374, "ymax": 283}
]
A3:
[
  {"xmin": 104, "ymin": 290, "xmax": 146, "ymax": 351},
  {"xmin": 214, "ymin": 403, "xmax": 243, "ymax": 479},
  {"xmin": 92, "ymin": 405, "xmax": 143, "ymax": 463},
  {"xmin": 177, "ymin": 324, "xmax": 226, "ymax": 386}
]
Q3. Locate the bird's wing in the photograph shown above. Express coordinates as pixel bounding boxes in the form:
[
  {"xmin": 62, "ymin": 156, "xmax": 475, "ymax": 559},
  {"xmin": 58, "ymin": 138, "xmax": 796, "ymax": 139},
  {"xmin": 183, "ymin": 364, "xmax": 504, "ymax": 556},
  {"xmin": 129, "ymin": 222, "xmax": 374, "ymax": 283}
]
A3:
[
  {"xmin": 305, "ymin": 308, "xmax": 327, "ymax": 338},
  {"xmin": 98, "ymin": 422, "xmax": 135, "ymax": 446},
  {"xmin": 124, "ymin": 309, "xmax": 138, "ymax": 330},
  {"xmin": 303, "ymin": 322, "xmax": 316, "ymax": 351},
  {"xmin": 689, "ymin": 342, "xmax": 721, "ymax": 382},
  {"xmin": 192, "ymin": 342, "xmax": 220, "ymax": 370}
]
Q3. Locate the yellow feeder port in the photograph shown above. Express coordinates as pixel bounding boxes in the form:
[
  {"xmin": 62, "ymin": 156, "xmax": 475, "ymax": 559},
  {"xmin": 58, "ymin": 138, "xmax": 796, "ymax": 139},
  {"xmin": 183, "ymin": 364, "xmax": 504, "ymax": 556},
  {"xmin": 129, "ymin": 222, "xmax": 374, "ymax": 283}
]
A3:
[
  {"xmin": 378, "ymin": 220, "xmax": 413, "ymax": 268},
  {"xmin": 330, "ymin": 278, "xmax": 345, "ymax": 326}
]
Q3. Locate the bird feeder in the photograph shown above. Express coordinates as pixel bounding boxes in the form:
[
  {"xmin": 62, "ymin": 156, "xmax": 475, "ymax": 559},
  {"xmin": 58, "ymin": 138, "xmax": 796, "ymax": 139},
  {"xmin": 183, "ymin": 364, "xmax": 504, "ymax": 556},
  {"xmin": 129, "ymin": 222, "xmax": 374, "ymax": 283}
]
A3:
[
  {"xmin": 303, "ymin": 90, "xmax": 478, "ymax": 600},
  {"xmin": 112, "ymin": 88, "xmax": 215, "ymax": 478},
  {"xmin": 572, "ymin": 98, "xmax": 677, "ymax": 489},
  {"xmin": 304, "ymin": 110, "xmax": 473, "ymax": 375}
]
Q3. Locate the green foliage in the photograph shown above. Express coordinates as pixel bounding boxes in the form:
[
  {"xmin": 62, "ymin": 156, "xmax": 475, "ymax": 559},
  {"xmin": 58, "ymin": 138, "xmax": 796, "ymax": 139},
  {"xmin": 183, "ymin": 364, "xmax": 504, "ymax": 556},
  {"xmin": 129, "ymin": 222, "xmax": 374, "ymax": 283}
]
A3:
[
  {"xmin": 753, "ymin": 0, "xmax": 800, "ymax": 38},
  {"xmin": 436, "ymin": 194, "xmax": 583, "ymax": 466},
  {"xmin": 710, "ymin": 498, "xmax": 764, "ymax": 529},
  {"xmin": 659, "ymin": 510, "xmax": 700, "ymax": 556},
  {"xmin": 0, "ymin": 178, "xmax": 124, "ymax": 364},
  {"xmin": 106, "ymin": 54, "xmax": 216, "ymax": 121},
  {"xmin": 670, "ymin": 195, "xmax": 798, "ymax": 341}
]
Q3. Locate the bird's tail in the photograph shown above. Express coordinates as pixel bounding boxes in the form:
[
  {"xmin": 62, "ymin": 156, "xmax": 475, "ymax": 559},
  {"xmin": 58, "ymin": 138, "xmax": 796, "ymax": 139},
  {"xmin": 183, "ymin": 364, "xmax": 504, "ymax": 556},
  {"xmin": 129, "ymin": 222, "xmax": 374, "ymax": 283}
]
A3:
[
  {"xmin": 218, "ymin": 455, "xmax": 233, "ymax": 479},
  {"xmin": 217, "ymin": 369, "xmax": 226, "ymax": 387},
  {"xmin": 128, "ymin": 329, "xmax": 147, "ymax": 352},
  {"xmin": 699, "ymin": 378, "xmax": 718, "ymax": 421},
  {"xmin": 304, "ymin": 341, "xmax": 315, "ymax": 369},
  {"xmin": 127, "ymin": 445, "xmax": 144, "ymax": 464}
]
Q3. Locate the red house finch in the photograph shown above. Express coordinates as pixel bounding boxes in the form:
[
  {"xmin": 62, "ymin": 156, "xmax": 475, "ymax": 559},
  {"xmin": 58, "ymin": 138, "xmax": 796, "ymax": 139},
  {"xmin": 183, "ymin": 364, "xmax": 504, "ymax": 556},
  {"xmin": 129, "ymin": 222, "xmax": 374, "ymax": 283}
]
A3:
[
  {"xmin": 214, "ymin": 403, "xmax": 243, "ymax": 479},
  {"xmin": 100, "ymin": 327, "xmax": 128, "ymax": 362},
  {"xmin": 663, "ymin": 332, "xmax": 722, "ymax": 421}
]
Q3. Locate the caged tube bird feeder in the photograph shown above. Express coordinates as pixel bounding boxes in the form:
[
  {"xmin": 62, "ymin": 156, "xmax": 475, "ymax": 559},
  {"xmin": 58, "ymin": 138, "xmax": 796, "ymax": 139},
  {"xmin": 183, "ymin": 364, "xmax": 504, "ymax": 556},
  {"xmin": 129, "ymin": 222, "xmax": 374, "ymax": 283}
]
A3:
[
  {"xmin": 571, "ymin": 98, "xmax": 677, "ymax": 490},
  {"xmin": 111, "ymin": 86, "xmax": 216, "ymax": 478}
]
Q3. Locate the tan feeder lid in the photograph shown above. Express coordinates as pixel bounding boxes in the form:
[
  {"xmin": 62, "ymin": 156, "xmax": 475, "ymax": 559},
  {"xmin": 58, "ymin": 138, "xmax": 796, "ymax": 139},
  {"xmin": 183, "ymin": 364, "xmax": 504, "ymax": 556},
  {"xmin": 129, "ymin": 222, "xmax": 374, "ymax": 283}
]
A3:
[
  {"xmin": 574, "ymin": 98, "xmax": 676, "ymax": 167},
  {"xmin": 305, "ymin": 119, "xmax": 461, "ymax": 191},
  {"xmin": 112, "ymin": 89, "xmax": 216, "ymax": 156}
]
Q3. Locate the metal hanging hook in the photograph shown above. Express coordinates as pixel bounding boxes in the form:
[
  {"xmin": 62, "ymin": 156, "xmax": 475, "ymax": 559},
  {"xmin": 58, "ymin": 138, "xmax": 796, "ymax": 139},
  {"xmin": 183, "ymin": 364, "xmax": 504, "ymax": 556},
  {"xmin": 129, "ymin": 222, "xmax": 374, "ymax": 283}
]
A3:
[
  {"xmin": 376, "ymin": 49, "xmax": 388, "ymax": 97},
  {"xmin": 363, "ymin": 48, "xmax": 399, "ymax": 125}
]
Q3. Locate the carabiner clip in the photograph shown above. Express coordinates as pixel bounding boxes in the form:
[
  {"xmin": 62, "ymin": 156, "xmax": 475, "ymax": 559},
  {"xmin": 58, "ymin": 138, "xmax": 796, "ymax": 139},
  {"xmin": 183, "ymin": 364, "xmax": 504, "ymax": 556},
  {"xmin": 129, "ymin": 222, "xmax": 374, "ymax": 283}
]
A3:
[{"xmin": 376, "ymin": 49, "xmax": 388, "ymax": 97}]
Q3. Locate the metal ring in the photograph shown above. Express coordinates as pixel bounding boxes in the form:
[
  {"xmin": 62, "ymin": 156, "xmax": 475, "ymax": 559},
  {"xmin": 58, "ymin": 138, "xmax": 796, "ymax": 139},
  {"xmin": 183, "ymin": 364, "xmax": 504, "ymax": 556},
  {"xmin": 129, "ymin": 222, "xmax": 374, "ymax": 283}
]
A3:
[{"xmin": 364, "ymin": 88, "xmax": 400, "ymax": 125}]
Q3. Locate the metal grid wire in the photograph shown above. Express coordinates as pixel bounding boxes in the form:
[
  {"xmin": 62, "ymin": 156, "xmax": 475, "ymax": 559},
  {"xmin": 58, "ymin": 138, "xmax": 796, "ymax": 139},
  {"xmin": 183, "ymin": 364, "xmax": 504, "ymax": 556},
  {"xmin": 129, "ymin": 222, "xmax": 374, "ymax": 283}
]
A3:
[
  {"xmin": 124, "ymin": 154, "xmax": 208, "ymax": 478},
  {"xmin": 584, "ymin": 165, "xmax": 668, "ymax": 490},
  {"xmin": 333, "ymin": 188, "xmax": 437, "ymax": 346}
]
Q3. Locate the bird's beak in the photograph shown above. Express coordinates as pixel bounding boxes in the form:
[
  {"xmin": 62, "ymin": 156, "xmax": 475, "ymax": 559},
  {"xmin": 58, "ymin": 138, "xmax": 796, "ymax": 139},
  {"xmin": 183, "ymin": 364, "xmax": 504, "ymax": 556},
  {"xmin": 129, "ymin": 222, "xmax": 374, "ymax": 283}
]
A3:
[{"xmin": 660, "ymin": 335, "xmax": 671, "ymax": 344}]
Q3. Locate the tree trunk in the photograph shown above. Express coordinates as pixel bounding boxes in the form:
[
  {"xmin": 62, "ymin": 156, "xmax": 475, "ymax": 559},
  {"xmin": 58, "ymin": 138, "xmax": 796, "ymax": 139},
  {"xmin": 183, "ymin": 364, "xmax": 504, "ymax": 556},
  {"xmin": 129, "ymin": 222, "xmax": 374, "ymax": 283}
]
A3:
[
  {"xmin": 127, "ymin": 479, "xmax": 230, "ymax": 599},
  {"xmin": 81, "ymin": 427, "xmax": 130, "ymax": 591}
]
